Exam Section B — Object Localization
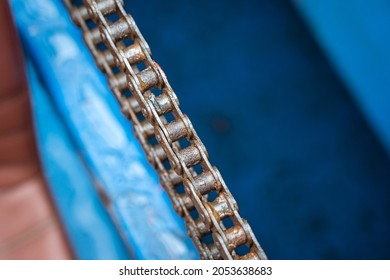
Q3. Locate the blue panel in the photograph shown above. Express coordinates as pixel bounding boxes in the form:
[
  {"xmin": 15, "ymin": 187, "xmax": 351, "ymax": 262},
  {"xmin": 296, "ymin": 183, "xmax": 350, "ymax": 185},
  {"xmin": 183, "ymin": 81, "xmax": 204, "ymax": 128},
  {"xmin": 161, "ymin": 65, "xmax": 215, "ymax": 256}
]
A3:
[
  {"xmin": 27, "ymin": 59, "xmax": 130, "ymax": 260},
  {"xmin": 11, "ymin": 0, "xmax": 197, "ymax": 259},
  {"xmin": 295, "ymin": 0, "xmax": 390, "ymax": 155}
]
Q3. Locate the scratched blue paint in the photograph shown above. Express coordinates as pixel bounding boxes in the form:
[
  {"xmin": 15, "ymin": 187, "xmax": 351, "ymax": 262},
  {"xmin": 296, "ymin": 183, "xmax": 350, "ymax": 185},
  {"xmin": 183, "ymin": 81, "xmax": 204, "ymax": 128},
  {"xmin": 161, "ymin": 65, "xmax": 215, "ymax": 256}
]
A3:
[
  {"xmin": 27, "ymin": 59, "xmax": 130, "ymax": 259},
  {"xmin": 11, "ymin": 0, "xmax": 197, "ymax": 259}
]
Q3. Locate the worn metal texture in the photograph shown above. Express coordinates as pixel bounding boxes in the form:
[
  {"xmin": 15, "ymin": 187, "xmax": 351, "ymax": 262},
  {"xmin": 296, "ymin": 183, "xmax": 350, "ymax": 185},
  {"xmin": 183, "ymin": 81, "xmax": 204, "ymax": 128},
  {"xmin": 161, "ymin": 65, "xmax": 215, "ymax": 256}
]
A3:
[
  {"xmin": 11, "ymin": 0, "xmax": 197, "ymax": 260},
  {"xmin": 64, "ymin": 0, "xmax": 267, "ymax": 260},
  {"xmin": 123, "ymin": 0, "xmax": 390, "ymax": 259},
  {"xmin": 10, "ymin": 0, "xmax": 390, "ymax": 260}
]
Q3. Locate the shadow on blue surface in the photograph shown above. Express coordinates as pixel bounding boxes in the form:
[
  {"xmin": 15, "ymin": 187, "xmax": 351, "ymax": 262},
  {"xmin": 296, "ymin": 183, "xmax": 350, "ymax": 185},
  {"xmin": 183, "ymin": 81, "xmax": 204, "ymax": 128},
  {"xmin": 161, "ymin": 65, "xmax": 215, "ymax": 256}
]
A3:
[{"xmin": 126, "ymin": 0, "xmax": 390, "ymax": 259}]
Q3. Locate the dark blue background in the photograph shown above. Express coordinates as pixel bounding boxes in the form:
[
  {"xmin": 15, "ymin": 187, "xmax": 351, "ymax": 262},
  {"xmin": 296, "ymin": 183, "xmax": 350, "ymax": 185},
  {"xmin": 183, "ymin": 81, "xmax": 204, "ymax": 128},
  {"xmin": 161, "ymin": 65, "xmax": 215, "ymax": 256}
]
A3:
[{"xmin": 125, "ymin": 0, "xmax": 390, "ymax": 259}]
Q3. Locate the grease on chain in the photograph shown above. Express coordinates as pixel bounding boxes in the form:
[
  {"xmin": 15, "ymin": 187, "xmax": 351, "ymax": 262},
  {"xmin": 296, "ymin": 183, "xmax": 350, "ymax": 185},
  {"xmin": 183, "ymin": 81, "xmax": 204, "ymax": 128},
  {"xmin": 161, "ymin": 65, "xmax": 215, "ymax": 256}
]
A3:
[{"xmin": 63, "ymin": 0, "xmax": 267, "ymax": 260}]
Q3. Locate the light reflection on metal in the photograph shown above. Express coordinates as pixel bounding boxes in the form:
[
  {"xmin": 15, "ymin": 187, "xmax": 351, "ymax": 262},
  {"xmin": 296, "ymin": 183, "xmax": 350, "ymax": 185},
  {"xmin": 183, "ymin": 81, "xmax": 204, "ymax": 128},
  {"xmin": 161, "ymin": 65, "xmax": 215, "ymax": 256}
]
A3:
[
  {"xmin": 64, "ymin": 0, "xmax": 266, "ymax": 259},
  {"xmin": 11, "ymin": 0, "xmax": 197, "ymax": 259}
]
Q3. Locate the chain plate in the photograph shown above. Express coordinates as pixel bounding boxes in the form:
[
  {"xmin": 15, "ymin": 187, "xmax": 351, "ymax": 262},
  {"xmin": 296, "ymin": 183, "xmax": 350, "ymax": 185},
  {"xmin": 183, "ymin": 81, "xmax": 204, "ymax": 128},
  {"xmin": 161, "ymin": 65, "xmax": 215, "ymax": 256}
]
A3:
[{"xmin": 63, "ymin": 0, "xmax": 267, "ymax": 260}]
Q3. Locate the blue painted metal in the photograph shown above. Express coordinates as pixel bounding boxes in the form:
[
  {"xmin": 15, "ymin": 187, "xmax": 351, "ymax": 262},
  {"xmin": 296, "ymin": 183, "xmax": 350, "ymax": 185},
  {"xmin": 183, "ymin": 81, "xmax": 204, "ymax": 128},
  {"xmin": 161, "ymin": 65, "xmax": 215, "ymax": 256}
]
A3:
[
  {"xmin": 27, "ymin": 59, "xmax": 130, "ymax": 260},
  {"xmin": 11, "ymin": 0, "xmax": 198, "ymax": 259},
  {"xmin": 295, "ymin": 0, "xmax": 390, "ymax": 155}
]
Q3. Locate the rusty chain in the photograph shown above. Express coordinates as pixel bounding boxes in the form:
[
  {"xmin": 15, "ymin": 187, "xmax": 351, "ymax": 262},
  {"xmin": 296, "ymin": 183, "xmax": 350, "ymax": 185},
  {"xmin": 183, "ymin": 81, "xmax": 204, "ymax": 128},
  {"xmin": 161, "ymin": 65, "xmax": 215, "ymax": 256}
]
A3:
[{"xmin": 63, "ymin": 0, "xmax": 267, "ymax": 260}]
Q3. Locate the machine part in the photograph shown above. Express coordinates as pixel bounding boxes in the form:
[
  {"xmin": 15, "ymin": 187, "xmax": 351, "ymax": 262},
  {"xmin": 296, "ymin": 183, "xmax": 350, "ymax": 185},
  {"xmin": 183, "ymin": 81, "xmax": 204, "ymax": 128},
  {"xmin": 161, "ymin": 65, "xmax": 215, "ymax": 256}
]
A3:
[
  {"xmin": 11, "ymin": 0, "xmax": 197, "ymax": 259},
  {"xmin": 64, "ymin": 0, "xmax": 267, "ymax": 260}
]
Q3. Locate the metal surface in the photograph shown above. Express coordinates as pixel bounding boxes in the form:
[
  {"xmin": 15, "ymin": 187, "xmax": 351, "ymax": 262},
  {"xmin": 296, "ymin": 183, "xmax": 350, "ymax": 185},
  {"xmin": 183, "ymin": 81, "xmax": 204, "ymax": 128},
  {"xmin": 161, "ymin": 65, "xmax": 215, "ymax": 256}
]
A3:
[
  {"xmin": 11, "ymin": 0, "xmax": 197, "ymax": 259},
  {"xmin": 26, "ymin": 59, "xmax": 130, "ymax": 259},
  {"xmin": 64, "ymin": 0, "xmax": 266, "ymax": 260}
]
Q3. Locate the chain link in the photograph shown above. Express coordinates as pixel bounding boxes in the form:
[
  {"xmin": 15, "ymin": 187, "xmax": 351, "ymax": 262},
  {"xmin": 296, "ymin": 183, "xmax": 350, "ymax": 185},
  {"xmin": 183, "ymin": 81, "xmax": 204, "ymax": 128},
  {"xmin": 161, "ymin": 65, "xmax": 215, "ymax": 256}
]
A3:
[{"xmin": 63, "ymin": 0, "xmax": 267, "ymax": 260}]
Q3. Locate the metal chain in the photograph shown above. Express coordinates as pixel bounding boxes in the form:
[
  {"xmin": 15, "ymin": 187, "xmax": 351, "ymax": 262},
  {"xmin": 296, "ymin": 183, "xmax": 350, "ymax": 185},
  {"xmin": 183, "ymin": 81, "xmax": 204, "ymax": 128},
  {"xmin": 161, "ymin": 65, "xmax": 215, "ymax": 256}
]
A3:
[{"xmin": 63, "ymin": 0, "xmax": 267, "ymax": 260}]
